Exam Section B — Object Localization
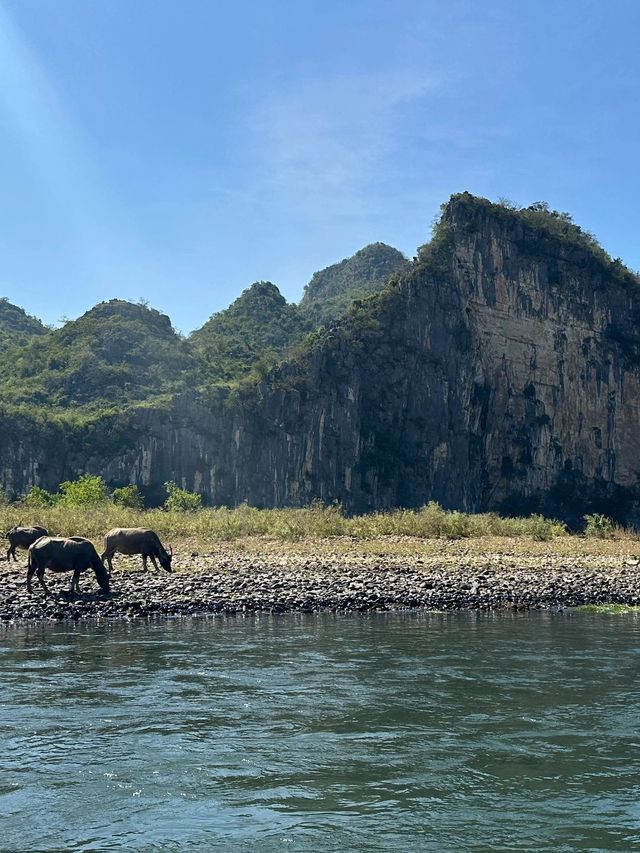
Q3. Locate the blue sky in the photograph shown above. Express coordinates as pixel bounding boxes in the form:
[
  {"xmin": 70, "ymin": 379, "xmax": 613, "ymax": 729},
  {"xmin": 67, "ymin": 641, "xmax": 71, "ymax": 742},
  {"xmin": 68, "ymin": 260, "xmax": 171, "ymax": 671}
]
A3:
[{"xmin": 0, "ymin": 0, "xmax": 638, "ymax": 333}]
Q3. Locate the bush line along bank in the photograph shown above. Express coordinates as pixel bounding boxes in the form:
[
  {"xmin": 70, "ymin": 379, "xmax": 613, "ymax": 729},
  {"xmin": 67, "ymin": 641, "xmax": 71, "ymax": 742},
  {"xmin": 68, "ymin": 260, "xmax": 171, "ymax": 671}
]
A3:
[{"xmin": 0, "ymin": 475, "xmax": 622, "ymax": 543}]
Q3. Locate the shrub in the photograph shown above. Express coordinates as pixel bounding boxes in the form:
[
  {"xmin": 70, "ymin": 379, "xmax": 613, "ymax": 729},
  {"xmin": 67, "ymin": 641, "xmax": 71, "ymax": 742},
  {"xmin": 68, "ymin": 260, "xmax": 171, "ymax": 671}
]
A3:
[
  {"xmin": 59, "ymin": 475, "xmax": 110, "ymax": 507},
  {"xmin": 112, "ymin": 484, "xmax": 144, "ymax": 509},
  {"xmin": 164, "ymin": 481, "xmax": 202, "ymax": 512},
  {"xmin": 417, "ymin": 501, "xmax": 448, "ymax": 537},
  {"xmin": 584, "ymin": 513, "xmax": 614, "ymax": 539},
  {"xmin": 530, "ymin": 514, "xmax": 566, "ymax": 541},
  {"xmin": 22, "ymin": 485, "xmax": 57, "ymax": 507},
  {"xmin": 444, "ymin": 510, "xmax": 474, "ymax": 539}
]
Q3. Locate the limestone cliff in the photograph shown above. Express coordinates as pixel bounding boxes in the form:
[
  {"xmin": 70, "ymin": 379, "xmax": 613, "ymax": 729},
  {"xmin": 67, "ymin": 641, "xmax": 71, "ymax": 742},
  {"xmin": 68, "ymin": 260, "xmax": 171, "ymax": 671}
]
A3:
[{"xmin": 2, "ymin": 194, "xmax": 639, "ymax": 524}]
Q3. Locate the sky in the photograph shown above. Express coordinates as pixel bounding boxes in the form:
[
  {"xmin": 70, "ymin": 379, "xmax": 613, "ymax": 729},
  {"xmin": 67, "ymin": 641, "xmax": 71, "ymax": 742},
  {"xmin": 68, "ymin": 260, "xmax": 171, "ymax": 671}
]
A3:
[{"xmin": 0, "ymin": 0, "xmax": 638, "ymax": 333}]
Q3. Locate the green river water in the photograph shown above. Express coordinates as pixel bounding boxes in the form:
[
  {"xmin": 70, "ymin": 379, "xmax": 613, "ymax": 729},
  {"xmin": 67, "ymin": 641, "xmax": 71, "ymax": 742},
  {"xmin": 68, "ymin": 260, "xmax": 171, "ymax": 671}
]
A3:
[{"xmin": 0, "ymin": 611, "xmax": 638, "ymax": 852}]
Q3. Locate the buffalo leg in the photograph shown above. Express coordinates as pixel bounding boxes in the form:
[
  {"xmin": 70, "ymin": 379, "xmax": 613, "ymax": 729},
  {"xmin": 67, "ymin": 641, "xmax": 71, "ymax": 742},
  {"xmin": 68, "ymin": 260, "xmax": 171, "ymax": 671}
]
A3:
[
  {"xmin": 142, "ymin": 555, "xmax": 148, "ymax": 572},
  {"xmin": 150, "ymin": 555, "xmax": 159, "ymax": 571},
  {"xmin": 8, "ymin": 545, "xmax": 16, "ymax": 562},
  {"xmin": 101, "ymin": 550, "xmax": 114, "ymax": 578},
  {"xmin": 36, "ymin": 566, "xmax": 50, "ymax": 596},
  {"xmin": 69, "ymin": 570, "xmax": 80, "ymax": 594},
  {"xmin": 26, "ymin": 563, "xmax": 35, "ymax": 593}
]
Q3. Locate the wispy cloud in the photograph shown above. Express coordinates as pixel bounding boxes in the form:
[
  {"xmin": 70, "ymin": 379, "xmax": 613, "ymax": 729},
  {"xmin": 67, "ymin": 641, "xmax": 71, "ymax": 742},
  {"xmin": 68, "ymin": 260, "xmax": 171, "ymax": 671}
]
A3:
[{"xmin": 250, "ymin": 69, "xmax": 436, "ymax": 217}]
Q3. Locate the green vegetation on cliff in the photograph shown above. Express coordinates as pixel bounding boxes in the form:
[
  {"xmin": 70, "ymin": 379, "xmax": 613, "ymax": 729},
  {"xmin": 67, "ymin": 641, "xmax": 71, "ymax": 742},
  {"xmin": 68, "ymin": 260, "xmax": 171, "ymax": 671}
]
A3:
[
  {"xmin": 3, "ymin": 191, "xmax": 627, "ymax": 416},
  {"xmin": 0, "ymin": 300, "xmax": 195, "ymax": 408},
  {"xmin": 189, "ymin": 281, "xmax": 310, "ymax": 385},
  {"xmin": 299, "ymin": 242, "xmax": 408, "ymax": 325},
  {"xmin": 189, "ymin": 245, "xmax": 407, "ymax": 386},
  {"xmin": 0, "ymin": 297, "xmax": 47, "ymax": 354},
  {"xmin": 0, "ymin": 240, "xmax": 407, "ymax": 413},
  {"xmin": 3, "ymin": 196, "xmax": 635, "ymax": 420},
  {"xmin": 2, "ymin": 193, "xmax": 639, "ymax": 519},
  {"xmin": 440, "ymin": 192, "xmax": 640, "ymax": 286}
]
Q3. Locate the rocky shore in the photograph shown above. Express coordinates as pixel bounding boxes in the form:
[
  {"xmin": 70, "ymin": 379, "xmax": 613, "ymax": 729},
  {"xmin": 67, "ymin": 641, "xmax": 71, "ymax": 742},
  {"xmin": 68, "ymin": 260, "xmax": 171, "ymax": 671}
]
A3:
[{"xmin": 1, "ymin": 540, "xmax": 639, "ymax": 621}]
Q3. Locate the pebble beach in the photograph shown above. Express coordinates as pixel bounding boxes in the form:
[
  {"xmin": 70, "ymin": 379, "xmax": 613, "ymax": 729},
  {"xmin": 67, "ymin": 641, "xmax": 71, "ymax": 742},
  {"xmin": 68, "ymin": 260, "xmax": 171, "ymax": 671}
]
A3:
[{"xmin": 1, "ymin": 538, "xmax": 639, "ymax": 621}]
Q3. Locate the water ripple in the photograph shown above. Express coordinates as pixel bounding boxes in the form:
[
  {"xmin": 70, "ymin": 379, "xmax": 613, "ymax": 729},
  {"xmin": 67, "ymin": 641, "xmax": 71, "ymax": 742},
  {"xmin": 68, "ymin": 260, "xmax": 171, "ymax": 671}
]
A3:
[{"xmin": 0, "ymin": 611, "xmax": 639, "ymax": 851}]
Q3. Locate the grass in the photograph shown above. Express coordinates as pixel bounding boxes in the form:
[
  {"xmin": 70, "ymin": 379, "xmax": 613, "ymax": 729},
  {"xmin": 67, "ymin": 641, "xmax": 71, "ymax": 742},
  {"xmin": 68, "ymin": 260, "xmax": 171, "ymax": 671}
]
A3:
[
  {"xmin": 0, "ymin": 501, "xmax": 637, "ymax": 555},
  {"xmin": 0, "ymin": 501, "xmax": 574, "ymax": 544}
]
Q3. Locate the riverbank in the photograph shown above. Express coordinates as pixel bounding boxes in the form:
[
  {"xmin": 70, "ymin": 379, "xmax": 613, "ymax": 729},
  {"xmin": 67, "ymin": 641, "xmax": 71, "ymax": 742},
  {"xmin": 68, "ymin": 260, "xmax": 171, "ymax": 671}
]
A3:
[{"xmin": 1, "ymin": 536, "xmax": 640, "ymax": 621}]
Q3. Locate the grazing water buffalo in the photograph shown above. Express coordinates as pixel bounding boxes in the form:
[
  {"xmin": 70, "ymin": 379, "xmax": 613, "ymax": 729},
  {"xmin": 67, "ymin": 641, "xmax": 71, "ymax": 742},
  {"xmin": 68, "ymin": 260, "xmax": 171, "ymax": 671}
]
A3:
[
  {"xmin": 4, "ymin": 526, "xmax": 48, "ymax": 561},
  {"xmin": 101, "ymin": 528, "xmax": 172, "ymax": 575},
  {"xmin": 27, "ymin": 536, "xmax": 110, "ymax": 595}
]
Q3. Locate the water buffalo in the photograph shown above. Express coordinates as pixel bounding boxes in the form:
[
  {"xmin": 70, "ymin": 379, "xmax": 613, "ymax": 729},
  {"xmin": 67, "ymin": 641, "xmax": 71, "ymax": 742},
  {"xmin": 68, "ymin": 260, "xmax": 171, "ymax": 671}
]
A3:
[
  {"xmin": 4, "ymin": 526, "xmax": 48, "ymax": 561},
  {"xmin": 27, "ymin": 536, "xmax": 110, "ymax": 596},
  {"xmin": 101, "ymin": 528, "xmax": 172, "ymax": 575}
]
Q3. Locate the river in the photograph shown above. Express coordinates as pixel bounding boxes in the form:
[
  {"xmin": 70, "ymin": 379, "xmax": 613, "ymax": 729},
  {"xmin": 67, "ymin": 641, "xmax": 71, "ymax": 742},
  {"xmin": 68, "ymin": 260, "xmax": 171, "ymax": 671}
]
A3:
[{"xmin": 1, "ymin": 611, "xmax": 639, "ymax": 851}]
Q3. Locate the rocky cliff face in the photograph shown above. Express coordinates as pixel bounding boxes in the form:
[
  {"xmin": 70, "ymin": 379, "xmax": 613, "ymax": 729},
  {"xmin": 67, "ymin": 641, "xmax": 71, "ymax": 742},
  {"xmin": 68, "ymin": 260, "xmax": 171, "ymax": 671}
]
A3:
[{"xmin": 2, "ymin": 194, "xmax": 639, "ymax": 523}]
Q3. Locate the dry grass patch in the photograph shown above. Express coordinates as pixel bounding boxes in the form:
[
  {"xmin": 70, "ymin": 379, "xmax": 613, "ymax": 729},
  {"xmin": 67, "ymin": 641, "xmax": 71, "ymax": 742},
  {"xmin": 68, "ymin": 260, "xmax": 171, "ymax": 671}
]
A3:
[{"xmin": 1, "ymin": 502, "xmax": 639, "ymax": 568}]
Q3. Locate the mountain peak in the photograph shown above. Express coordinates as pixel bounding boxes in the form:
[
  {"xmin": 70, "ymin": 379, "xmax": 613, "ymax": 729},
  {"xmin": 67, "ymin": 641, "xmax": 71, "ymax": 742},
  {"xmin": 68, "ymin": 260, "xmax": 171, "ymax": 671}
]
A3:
[
  {"xmin": 438, "ymin": 193, "xmax": 638, "ymax": 284},
  {"xmin": 0, "ymin": 298, "xmax": 190, "ymax": 407},
  {"xmin": 0, "ymin": 297, "xmax": 46, "ymax": 335},
  {"xmin": 191, "ymin": 282, "xmax": 293, "ymax": 340},
  {"xmin": 242, "ymin": 280, "xmax": 286, "ymax": 301},
  {"xmin": 189, "ymin": 282, "xmax": 307, "ymax": 384},
  {"xmin": 71, "ymin": 299, "xmax": 176, "ymax": 335},
  {"xmin": 300, "ymin": 242, "xmax": 408, "ymax": 324}
]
